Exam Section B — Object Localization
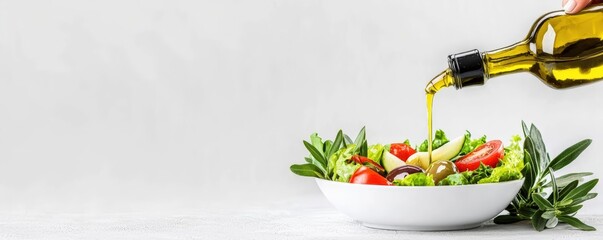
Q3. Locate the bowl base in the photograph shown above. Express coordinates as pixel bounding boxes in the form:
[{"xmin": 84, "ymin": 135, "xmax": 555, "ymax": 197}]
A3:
[{"xmin": 361, "ymin": 222, "xmax": 482, "ymax": 231}]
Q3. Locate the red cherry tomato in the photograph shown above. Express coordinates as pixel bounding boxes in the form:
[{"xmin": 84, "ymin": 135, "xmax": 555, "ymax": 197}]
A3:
[
  {"xmin": 455, "ymin": 140, "xmax": 504, "ymax": 172},
  {"xmin": 350, "ymin": 166, "xmax": 390, "ymax": 185},
  {"xmin": 389, "ymin": 143, "xmax": 416, "ymax": 161},
  {"xmin": 350, "ymin": 155, "xmax": 385, "ymax": 175}
]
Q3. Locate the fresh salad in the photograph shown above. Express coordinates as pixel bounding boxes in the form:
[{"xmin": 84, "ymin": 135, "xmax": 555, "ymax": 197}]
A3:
[
  {"xmin": 291, "ymin": 127, "xmax": 523, "ymax": 186},
  {"xmin": 290, "ymin": 122, "xmax": 600, "ymax": 231}
]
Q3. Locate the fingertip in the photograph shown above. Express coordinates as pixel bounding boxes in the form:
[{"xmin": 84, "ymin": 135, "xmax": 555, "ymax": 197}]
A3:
[
  {"xmin": 563, "ymin": 0, "xmax": 577, "ymax": 13},
  {"xmin": 562, "ymin": 0, "xmax": 569, "ymax": 7},
  {"xmin": 565, "ymin": 0, "xmax": 592, "ymax": 14}
]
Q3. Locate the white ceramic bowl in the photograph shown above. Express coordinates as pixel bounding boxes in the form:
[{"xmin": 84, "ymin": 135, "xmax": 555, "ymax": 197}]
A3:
[{"xmin": 316, "ymin": 178, "xmax": 524, "ymax": 231}]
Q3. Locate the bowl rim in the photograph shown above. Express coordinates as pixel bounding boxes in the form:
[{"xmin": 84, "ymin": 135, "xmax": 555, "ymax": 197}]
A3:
[{"xmin": 315, "ymin": 177, "xmax": 525, "ymax": 189}]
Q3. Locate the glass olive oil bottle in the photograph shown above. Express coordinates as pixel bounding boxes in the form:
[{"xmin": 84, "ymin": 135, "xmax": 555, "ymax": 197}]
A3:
[
  {"xmin": 427, "ymin": 4, "xmax": 603, "ymax": 93},
  {"xmin": 424, "ymin": 5, "xmax": 603, "ymax": 161}
]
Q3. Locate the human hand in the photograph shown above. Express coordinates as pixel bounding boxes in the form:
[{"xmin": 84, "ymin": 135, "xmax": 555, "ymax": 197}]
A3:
[{"xmin": 563, "ymin": 0, "xmax": 602, "ymax": 14}]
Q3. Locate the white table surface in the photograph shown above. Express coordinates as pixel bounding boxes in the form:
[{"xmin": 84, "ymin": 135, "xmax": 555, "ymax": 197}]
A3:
[{"xmin": 0, "ymin": 196, "xmax": 601, "ymax": 240}]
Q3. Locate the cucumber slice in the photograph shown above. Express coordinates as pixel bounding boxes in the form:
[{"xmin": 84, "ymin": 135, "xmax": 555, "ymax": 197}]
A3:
[
  {"xmin": 406, "ymin": 152, "xmax": 430, "ymax": 170},
  {"xmin": 382, "ymin": 150, "xmax": 406, "ymax": 173},
  {"xmin": 433, "ymin": 135, "xmax": 465, "ymax": 162},
  {"xmin": 406, "ymin": 135, "xmax": 466, "ymax": 170}
]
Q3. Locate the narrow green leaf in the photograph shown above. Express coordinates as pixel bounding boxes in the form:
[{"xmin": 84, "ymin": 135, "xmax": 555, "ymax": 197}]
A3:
[
  {"xmin": 306, "ymin": 157, "xmax": 326, "ymax": 174},
  {"xmin": 557, "ymin": 180, "xmax": 579, "ymax": 201},
  {"xmin": 515, "ymin": 194, "xmax": 526, "ymax": 205},
  {"xmin": 326, "ymin": 130, "xmax": 343, "ymax": 160},
  {"xmin": 303, "ymin": 140, "xmax": 326, "ymax": 167},
  {"xmin": 323, "ymin": 140, "xmax": 333, "ymax": 156},
  {"xmin": 520, "ymin": 167, "xmax": 531, "ymax": 197},
  {"xmin": 532, "ymin": 193, "xmax": 554, "ymax": 210},
  {"xmin": 548, "ymin": 139, "xmax": 592, "ymax": 171},
  {"xmin": 524, "ymin": 137, "xmax": 538, "ymax": 170},
  {"xmin": 494, "ymin": 215, "xmax": 524, "ymax": 224},
  {"xmin": 531, "ymin": 210, "xmax": 547, "ymax": 231},
  {"xmin": 353, "ymin": 127, "xmax": 366, "ymax": 151},
  {"xmin": 521, "ymin": 154, "xmax": 534, "ymax": 193},
  {"xmin": 343, "ymin": 134, "xmax": 353, "ymax": 146},
  {"xmin": 571, "ymin": 192, "xmax": 598, "ymax": 205},
  {"xmin": 538, "ymin": 177, "xmax": 548, "ymax": 186},
  {"xmin": 543, "ymin": 172, "xmax": 592, "ymax": 188},
  {"xmin": 557, "ymin": 198, "xmax": 573, "ymax": 207},
  {"xmin": 529, "ymin": 124, "xmax": 548, "ymax": 171},
  {"xmin": 290, "ymin": 164, "xmax": 324, "ymax": 178},
  {"xmin": 558, "ymin": 215, "xmax": 596, "ymax": 231},
  {"xmin": 549, "ymin": 169, "xmax": 558, "ymax": 204},
  {"xmin": 359, "ymin": 140, "xmax": 368, "ymax": 157},
  {"xmin": 522, "ymin": 121, "xmax": 530, "ymax": 138},
  {"xmin": 506, "ymin": 204, "xmax": 519, "ymax": 215},
  {"xmin": 563, "ymin": 179, "xmax": 599, "ymax": 201},
  {"xmin": 541, "ymin": 153, "xmax": 553, "ymax": 176},
  {"xmin": 559, "ymin": 205, "xmax": 583, "ymax": 215},
  {"xmin": 304, "ymin": 157, "xmax": 313, "ymax": 163},
  {"xmin": 524, "ymin": 139, "xmax": 540, "ymax": 188},
  {"xmin": 518, "ymin": 206, "xmax": 538, "ymax": 217}
]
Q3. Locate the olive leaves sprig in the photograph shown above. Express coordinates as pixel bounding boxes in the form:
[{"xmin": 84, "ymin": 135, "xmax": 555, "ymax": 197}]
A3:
[
  {"xmin": 494, "ymin": 121, "xmax": 598, "ymax": 231},
  {"xmin": 290, "ymin": 127, "xmax": 367, "ymax": 180}
]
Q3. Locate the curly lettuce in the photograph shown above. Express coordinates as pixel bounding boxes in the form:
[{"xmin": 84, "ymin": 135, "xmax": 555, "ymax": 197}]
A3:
[
  {"xmin": 478, "ymin": 135, "xmax": 524, "ymax": 183},
  {"xmin": 392, "ymin": 173, "xmax": 435, "ymax": 186},
  {"xmin": 418, "ymin": 129, "xmax": 449, "ymax": 152},
  {"xmin": 458, "ymin": 131, "xmax": 487, "ymax": 156},
  {"xmin": 501, "ymin": 135, "xmax": 524, "ymax": 171},
  {"xmin": 438, "ymin": 173, "xmax": 469, "ymax": 186},
  {"xmin": 462, "ymin": 164, "xmax": 494, "ymax": 184},
  {"xmin": 328, "ymin": 144, "xmax": 361, "ymax": 182},
  {"xmin": 478, "ymin": 166, "xmax": 523, "ymax": 184},
  {"xmin": 367, "ymin": 144, "xmax": 385, "ymax": 166}
]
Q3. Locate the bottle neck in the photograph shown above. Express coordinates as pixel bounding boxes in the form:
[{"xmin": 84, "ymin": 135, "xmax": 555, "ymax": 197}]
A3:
[
  {"xmin": 482, "ymin": 40, "xmax": 533, "ymax": 79},
  {"xmin": 449, "ymin": 41, "xmax": 534, "ymax": 89}
]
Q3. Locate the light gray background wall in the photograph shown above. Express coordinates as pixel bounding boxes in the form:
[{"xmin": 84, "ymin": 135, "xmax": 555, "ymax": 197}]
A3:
[{"xmin": 1, "ymin": 0, "xmax": 602, "ymax": 214}]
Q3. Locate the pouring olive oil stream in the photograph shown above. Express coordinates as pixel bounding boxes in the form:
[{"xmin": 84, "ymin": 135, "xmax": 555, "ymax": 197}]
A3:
[{"xmin": 424, "ymin": 5, "xmax": 603, "ymax": 161}]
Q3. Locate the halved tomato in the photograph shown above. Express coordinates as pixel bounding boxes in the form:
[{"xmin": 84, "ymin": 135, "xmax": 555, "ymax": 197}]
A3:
[
  {"xmin": 455, "ymin": 140, "xmax": 504, "ymax": 172},
  {"xmin": 389, "ymin": 143, "xmax": 416, "ymax": 161},
  {"xmin": 350, "ymin": 166, "xmax": 390, "ymax": 185}
]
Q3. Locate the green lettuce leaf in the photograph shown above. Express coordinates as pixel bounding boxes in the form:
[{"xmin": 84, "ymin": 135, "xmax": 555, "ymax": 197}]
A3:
[
  {"xmin": 459, "ymin": 131, "xmax": 487, "ymax": 156},
  {"xmin": 478, "ymin": 135, "xmax": 524, "ymax": 183},
  {"xmin": 418, "ymin": 129, "xmax": 449, "ymax": 152},
  {"xmin": 392, "ymin": 173, "xmax": 435, "ymax": 186},
  {"xmin": 478, "ymin": 165, "xmax": 522, "ymax": 184},
  {"xmin": 328, "ymin": 144, "xmax": 361, "ymax": 182},
  {"xmin": 438, "ymin": 173, "xmax": 469, "ymax": 186},
  {"xmin": 462, "ymin": 164, "xmax": 494, "ymax": 184},
  {"xmin": 367, "ymin": 144, "xmax": 385, "ymax": 166},
  {"xmin": 310, "ymin": 133, "xmax": 324, "ymax": 155},
  {"xmin": 501, "ymin": 135, "xmax": 524, "ymax": 171}
]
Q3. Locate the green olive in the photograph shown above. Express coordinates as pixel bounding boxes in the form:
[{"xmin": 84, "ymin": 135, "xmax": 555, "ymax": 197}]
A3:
[{"xmin": 426, "ymin": 160, "xmax": 458, "ymax": 184}]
